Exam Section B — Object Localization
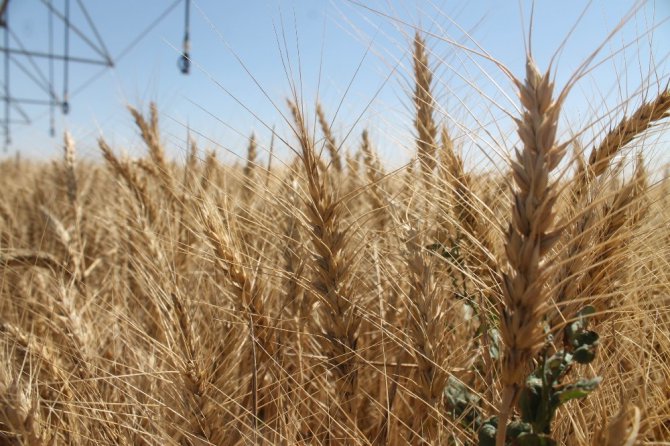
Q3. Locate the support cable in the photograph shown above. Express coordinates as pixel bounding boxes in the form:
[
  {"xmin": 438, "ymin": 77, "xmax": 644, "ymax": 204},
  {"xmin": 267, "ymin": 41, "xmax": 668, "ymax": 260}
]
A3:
[
  {"xmin": 0, "ymin": 96, "xmax": 53, "ymax": 107},
  {"xmin": 72, "ymin": 0, "xmax": 182, "ymax": 97},
  {"xmin": 0, "ymin": 82, "xmax": 31, "ymax": 123},
  {"xmin": 117, "ymin": 0, "xmax": 181, "ymax": 61},
  {"xmin": 9, "ymin": 56, "xmax": 52, "ymax": 96},
  {"xmin": 25, "ymin": 0, "xmax": 182, "ymax": 129},
  {"xmin": 76, "ymin": 0, "xmax": 112, "ymax": 66},
  {"xmin": 40, "ymin": 0, "xmax": 110, "ymax": 64},
  {"xmin": 0, "ymin": 47, "xmax": 108, "ymax": 65},
  {"xmin": 9, "ymin": 29, "xmax": 56, "ymax": 99}
]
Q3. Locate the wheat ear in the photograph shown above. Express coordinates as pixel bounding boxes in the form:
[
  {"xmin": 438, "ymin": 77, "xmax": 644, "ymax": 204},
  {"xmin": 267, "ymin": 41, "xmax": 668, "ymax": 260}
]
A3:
[
  {"xmin": 243, "ymin": 132, "xmax": 258, "ymax": 201},
  {"xmin": 128, "ymin": 103, "xmax": 168, "ymax": 173},
  {"xmin": 497, "ymin": 58, "xmax": 568, "ymax": 446},
  {"xmin": 588, "ymin": 89, "xmax": 670, "ymax": 179},
  {"xmin": 62, "ymin": 132, "xmax": 86, "ymax": 290},
  {"xmin": 200, "ymin": 205, "xmax": 277, "ymax": 439},
  {"xmin": 316, "ymin": 102, "xmax": 343, "ymax": 173},
  {"xmin": 403, "ymin": 229, "xmax": 446, "ymax": 443},
  {"xmin": 360, "ymin": 129, "xmax": 387, "ymax": 230},
  {"xmin": 574, "ymin": 158, "xmax": 648, "ymax": 317},
  {"xmin": 288, "ymin": 99, "xmax": 361, "ymax": 440},
  {"xmin": 98, "ymin": 138, "xmax": 158, "ymax": 224},
  {"xmin": 413, "ymin": 32, "xmax": 437, "ymax": 183}
]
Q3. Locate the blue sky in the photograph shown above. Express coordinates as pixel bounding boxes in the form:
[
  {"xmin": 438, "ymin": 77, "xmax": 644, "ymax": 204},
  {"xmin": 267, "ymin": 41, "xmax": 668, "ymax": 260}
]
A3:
[{"xmin": 2, "ymin": 0, "xmax": 669, "ymax": 168}]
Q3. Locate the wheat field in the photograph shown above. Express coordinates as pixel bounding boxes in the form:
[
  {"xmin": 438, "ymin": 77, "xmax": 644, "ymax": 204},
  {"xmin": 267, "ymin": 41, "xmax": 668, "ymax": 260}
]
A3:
[{"xmin": 0, "ymin": 6, "xmax": 669, "ymax": 446}]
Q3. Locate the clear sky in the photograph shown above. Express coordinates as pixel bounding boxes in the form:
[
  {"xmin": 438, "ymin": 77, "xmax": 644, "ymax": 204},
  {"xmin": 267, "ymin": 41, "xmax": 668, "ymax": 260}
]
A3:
[{"xmin": 2, "ymin": 0, "xmax": 669, "ymax": 168}]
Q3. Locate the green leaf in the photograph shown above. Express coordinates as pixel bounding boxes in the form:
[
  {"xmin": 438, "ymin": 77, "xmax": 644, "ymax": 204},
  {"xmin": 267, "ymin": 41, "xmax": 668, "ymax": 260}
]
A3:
[
  {"xmin": 444, "ymin": 376, "xmax": 479, "ymax": 407},
  {"xmin": 544, "ymin": 352, "xmax": 570, "ymax": 382},
  {"xmin": 573, "ymin": 343, "xmax": 597, "ymax": 364},
  {"xmin": 556, "ymin": 377, "xmax": 602, "ymax": 403},
  {"xmin": 488, "ymin": 328, "xmax": 501, "ymax": 361},
  {"xmin": 444, "ymin": 245, "xmax": 462, "ymax": 263},
  {"xmin": 444, "ymin": 376, "xmax": 481, "ymax": 427},
  {"xmin": 575, "ymin": 330, "xmax": 599, "ymax": 346},
  {"xmin": 565, "ymin": 307, "xmax": 600, "ymax": 363},
  {"xmin": 477, "ymin": 423, "xmax": 497, "ymax": 446},
  {"xmin": 519, "ymin": 376, "xmax": 542, "ymax": 424},
  {"xmin": 425, "ymin": 243, "xmax": 443, "ymax": 252},
  {"xmin": 507, "ymin": 420, "xmax": 532, "ymax": 438},
  {"xmin": 577, "ymin": 306, "xmax": 596, "ymax": 318},
  {"xmin": 565, "ymin": 306, "xmax": 597, "ymax": 346}
]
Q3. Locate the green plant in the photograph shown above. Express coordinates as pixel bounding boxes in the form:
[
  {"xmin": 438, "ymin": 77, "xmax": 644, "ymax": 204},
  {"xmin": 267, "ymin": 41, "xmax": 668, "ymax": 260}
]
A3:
[
  {"xmin": 445, "ymin": 307, "xmax": 601, "ymax": 445},
  {"xmin": 478, "ymin": 307, "xmax": 601, "ymax": 445}
]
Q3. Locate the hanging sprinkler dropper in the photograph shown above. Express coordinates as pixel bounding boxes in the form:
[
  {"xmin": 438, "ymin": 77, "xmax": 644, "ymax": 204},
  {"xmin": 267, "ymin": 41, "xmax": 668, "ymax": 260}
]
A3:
[{"xmin": 178, "ymin": 0, "xmax": 190, "ymax": 74}]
